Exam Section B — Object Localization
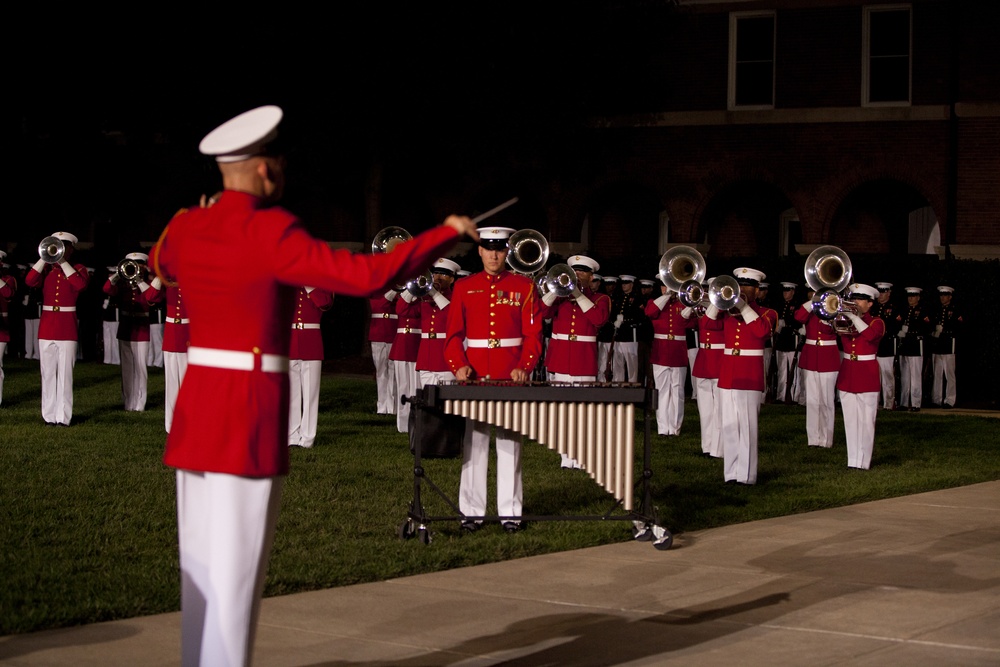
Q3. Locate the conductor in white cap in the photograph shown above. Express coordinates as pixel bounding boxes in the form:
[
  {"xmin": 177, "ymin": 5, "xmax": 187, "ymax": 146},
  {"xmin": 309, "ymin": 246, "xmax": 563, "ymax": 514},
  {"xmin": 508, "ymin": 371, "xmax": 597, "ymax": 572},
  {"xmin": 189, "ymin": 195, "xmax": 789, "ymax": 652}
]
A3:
[{"xmin": 152, "ymin": 105, "xmax": 477, "ymax": 667}]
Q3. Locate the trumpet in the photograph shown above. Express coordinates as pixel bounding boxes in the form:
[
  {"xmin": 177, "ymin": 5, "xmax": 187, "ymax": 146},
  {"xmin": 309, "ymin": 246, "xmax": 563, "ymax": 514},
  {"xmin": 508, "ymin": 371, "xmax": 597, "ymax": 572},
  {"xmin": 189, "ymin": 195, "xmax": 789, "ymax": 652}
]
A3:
[
  {"xmin": 708, "ymin": 275, "xmax": 741, "ymax": 312},
  {"xmin": 117, "ymin": 258, "xmax": 143, "ymax": 284},
  {"xmin": 539, "ymin": 263, "xmax": 577, "ymax": 298},
  {"xmin": 404, "ymin": 270, "xmax": 434, "ymax": 298},
  {"xmin": 38, "ymin": 236, "xmax": 66, "ymax": 264},
  {"xmin": 803, "ymin": 245, "xmax": 857, "ymax": 332},
  {"xmin": 505, "ymin": 229, "xmax": 549, "ymax": 277}
]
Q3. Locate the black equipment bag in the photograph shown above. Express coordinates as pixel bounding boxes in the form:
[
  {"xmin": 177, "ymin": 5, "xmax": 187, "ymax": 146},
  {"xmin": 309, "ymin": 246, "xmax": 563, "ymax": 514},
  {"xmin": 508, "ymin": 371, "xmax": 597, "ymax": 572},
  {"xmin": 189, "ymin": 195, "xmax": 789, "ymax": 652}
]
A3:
[{"xmin": 407, "ymin": 396, "xmax": 465, "ymax": 459}]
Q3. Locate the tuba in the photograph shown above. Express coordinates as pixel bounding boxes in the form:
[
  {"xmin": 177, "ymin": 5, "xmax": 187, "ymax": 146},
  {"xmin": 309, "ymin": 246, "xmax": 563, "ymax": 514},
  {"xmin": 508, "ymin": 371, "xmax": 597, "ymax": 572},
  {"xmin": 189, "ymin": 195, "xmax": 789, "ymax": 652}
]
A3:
[
  {"xmin": 117, "ymin": 258, "xmax": 142, "ymax": 284},
  {"xmin": 371, "ymin": 226, "xmax": 412, "ymax": 255},
  {"xmin": 658, "ymin": 245, "xmax": 707, "ymax": 308},
  {"xmin": 505, "ymin": 229, "xmax": 549, "ymax": 277},
  {"xmin": 803, "ymin": 245, "xmax": 856, "ymax": 332},
  {"xmin": 38, "ymin": 236, "xmax": 66, "ymax": 264},
  {"xmin": 708, "ymin": 274, "xmax": 741, "ymax": 312}
]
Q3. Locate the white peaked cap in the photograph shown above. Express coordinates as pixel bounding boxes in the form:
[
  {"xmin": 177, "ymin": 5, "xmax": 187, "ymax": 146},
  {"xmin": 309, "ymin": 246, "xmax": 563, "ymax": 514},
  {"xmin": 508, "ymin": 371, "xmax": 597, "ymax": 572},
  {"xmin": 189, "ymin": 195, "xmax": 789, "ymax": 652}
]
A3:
[{"xmin": 199, "ymin": 105, "xmax": 283, "ymax": 163}]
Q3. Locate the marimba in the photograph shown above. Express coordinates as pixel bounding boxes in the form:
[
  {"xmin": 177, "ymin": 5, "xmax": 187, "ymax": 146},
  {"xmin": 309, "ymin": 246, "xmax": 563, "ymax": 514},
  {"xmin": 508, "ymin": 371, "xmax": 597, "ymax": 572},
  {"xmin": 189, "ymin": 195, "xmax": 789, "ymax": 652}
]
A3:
[{"xmin": 400, "ymin": 381, "xmax": 673, "ymax": 550}]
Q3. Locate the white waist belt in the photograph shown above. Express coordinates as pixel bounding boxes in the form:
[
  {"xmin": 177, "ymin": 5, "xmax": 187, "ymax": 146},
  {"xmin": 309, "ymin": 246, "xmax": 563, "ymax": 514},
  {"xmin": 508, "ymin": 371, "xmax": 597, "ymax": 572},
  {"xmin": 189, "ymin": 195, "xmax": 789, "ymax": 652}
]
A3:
[
  {"xmin": 653, "ymin": 333, "xmax": 683, "ymax": 341},
  {"xmin": 42, "ymin": 305, "xmax": 76, "ymax": 312},
  {"xmin": 421, "ymin": 332, "xmax": 443, "ymax": 339},
  {"xmin": 292, "ymin": 323, "xmax": 321, "ymax": 330},
  {"xmin": 701, "ymin": 343, "xmax": 725, "ymax": 350},
  {"xmin": 552, "ymin": 333, "xmax": 597, "ymax": 342},
  {"xmin": 168, "ymin": 317, "xmax": 190, "ymax": 324},
  {"xmin": 372, "ymin": 313, "xmax": 398, "ymax": 319},
  {"xmin": 467, "ymin": 337, "xmax": 523, "ymax": 349},
  {"xmin": 805, "ymin": 338, "xmax": 836, "ymax": 346},
  {"xmin": 188, "ymin": 346, "xmax": 289, "ymax": 373},
  {"xmin": 396, "ymin": 327, "xmax": 421, "ymax": 334},
  {"xmin": 846, "ymin": 354, "xmax": 877, "ymax": 361},
  {"xmin": 724, "ymin": 348, "xmax": 764, "ymax": 357}
]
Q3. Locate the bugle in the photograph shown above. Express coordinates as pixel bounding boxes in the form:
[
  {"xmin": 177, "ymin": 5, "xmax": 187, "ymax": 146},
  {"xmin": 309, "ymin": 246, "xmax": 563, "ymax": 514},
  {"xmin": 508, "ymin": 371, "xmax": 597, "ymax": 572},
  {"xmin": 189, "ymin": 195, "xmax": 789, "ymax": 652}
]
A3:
[
  {"xmin": 541, "ymin": 263, "xmax": 576, "ymax": 298},
  {"xmin": 117, "ymin": 258, "xmax": 142, "ymax": 284},
  {"xmin": 404, "ymin": 270, "xmax": 434, "ymax": 298},
  {"xmin": 38, "ymin": 236, "xmax": 65, "ymax": 264},
  {"xmin": 708, "ymin": 274, "xmax": 740, "ymax": 311}
]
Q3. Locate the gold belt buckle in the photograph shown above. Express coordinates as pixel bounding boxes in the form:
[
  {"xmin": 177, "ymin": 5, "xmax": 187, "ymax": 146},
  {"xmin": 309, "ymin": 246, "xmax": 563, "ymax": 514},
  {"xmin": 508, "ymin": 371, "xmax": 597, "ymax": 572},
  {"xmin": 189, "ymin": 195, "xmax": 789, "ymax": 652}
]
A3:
[
  {"xmin": 404, "ymin": 327, "xmax": 411, "ymax": 334},
  {"xmin": 850, "ymin": 353, "xmax": 858, "ymax": 361},
  {"xmin": 667, "ymin": 334, "xmax": 675, "ymax": 341},
  {"xmin": 382, "ymin": 313, "xmax": 390, "ymax": 319},
  {"xmin": 427, "ymin": 332, "xmax": 436, "ymax": 339},
  {"xmin": 732, "ymin": 348, "xmax": 741, "ymax": 356},
  {"xmin": 488, "ymin": 338, "xmax": 500, "ymax": 349},
  {"xmin": 296, "ymin": 323, "xmax": 305, "ymax": 330},
  {"xmin": 568, "ymin": 334, "xmax": 577, "ymax": 341},
  {"xmin": 703, "ymin": 342, "xmax": 711, "ymax": 349},
  {"xmin": 174, "ymin": 317, "xmax": 182, "ymax": 324},
  {"xmin": 52, "ymin": 305, "xmax": 60, "ymax": 312}
]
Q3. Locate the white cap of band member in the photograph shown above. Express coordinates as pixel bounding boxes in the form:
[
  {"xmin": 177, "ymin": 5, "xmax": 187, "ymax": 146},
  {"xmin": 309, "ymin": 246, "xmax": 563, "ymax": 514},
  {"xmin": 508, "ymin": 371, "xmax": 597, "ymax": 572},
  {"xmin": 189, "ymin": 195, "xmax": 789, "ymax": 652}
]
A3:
[
  {"xmin": 567, "ymin": 254, "xmax": 599, "ymax": 273},
  {"xmin": 199, "ymin": 105, "xmax": 283, "ymax": 163},
  {"xmin": 733, "ymin": 267, "xmax": 765, "ymax": 285},
  {"xmin": 456, "ymin": 269, "xmax": 471, "ymax": 278},
  {"xmin": 618, "ymin": 274, "xmax": 636, "ymax": 283},
  {"xmin": 431, "ymin": 258, "xmax": 461, "ymax": 275},
  {"xmin": 759, "ymin": 281, "xmax": 770, "ymax": 289},
  {"xmin": 592, "ymin": 273, "xmax": 603, "ymax": 282},
  {"xmin": 125, "ymin": 252, "xmax": 149, "ymax": 263},
  {"xmin": 875, "ymin": 282, "xmax": 893, "ymax": 292},
  {"xmin": 106, "ymin": 265, "xmax": 117, "ymax": 273},
  {"xmin": 639, "ymin": 278, "xmax": 656, "ymax": 287},
  {"xmin": 603, "ymin": 275, "xmax": 618, "ymax": 283},
  {"xmin": 937, "ymin": 285, "xmax": 954, "ymax": 294},
  {"xmin": 781, "ymin": 281, "xmax": 797, "ymax": 290},
  {"xmin": 848, "ymin": 283, "xmax": 878, "ymax": 300},
  {"xmin": 479, "ymin": 227, "xmax": 516, "ymax": 250},
  {"xmin": 905, "ymin": 286, "xmax": 922, "ymax": 295},
  {"xmin": 52, "ymin": 231, "xmax": 78, "ymax": 244}
]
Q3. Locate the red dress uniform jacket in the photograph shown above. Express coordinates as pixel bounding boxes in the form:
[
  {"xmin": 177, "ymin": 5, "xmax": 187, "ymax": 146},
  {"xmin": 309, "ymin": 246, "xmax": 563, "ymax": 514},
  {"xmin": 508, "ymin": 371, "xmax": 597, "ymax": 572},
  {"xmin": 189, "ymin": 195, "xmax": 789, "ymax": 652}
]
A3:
[
  {"xmin": 152, "ymin": 190, "xmax": 458, "ymax": 477},
  {"xmin": 445, "ymin": 270, "xmax": 543, "ymax": 380},
  {"xmin": 795, "ymin": 308, "xmax": 841, "ymax": 372},
  {"xmin": 692, "ymin": 313, "xmax": 725, "ymax": 379},
  {"xmin": 104, "ymin": 279, "xmax": 163, "ymax": 342},
  {"xmin": 538, "ymin": 287, "xmax": 610, "ymax": 377},
  {"xmin": 717, "ymin": 303, "xmax": 777, "ymax": 391},
  {"xmin": 0, "ymin": 273, "xmax": 15, "ymax": 343},
  {"xmin": 367, "ymin": 295, "xmax": 397, "ymax": 344},
  {"xmin": 162, "ymin": 285, "xmax": 189, "ymax": 354},
  {"xmin": 645, "ymin": 296, "xmax": 697, "ymax": 367},
  {"xmin": 389, "ymin": 295, "xmax": 421, "ymax": 362},
  {"xmin": 836, "ymin": 314, "xmax": 885, "ymax": 394},
  {"xmin": 25, "ymin": 263, "xmax": 89, "ymax": 340},
  {"xmin": 415, "ymin": 287, "xmax": 452, "ymax": 373},
  {"xmin": 289, "ymin": 287, "xmax": 333, "ymax": 361}
]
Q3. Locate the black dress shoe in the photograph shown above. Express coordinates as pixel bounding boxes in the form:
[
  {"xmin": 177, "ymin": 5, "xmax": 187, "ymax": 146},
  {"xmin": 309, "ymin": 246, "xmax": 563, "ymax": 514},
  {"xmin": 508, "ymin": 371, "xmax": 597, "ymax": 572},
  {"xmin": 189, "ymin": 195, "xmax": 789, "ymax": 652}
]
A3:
[
  {"xmin": 460, "ymin": 520, "xmax": 481, "ymax": 533},
  {"xmin": 502, "ymin": 521, "xmax": 522, "ymax": 533},
  {"xmin": 942, "ymin": 403, "xmax": 953, "ymax": 409},
  {"xmin": 910, "ymin": 407, "xmax": 921, "ymax": 412}
]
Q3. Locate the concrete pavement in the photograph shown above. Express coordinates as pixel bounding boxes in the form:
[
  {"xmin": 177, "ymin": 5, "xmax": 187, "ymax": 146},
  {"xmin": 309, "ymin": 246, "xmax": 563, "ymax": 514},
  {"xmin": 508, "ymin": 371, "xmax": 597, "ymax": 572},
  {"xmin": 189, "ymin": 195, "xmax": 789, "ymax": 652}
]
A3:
[{"xmin": 2, "ymin": 480, "xmax": 998, "ymax": 666}]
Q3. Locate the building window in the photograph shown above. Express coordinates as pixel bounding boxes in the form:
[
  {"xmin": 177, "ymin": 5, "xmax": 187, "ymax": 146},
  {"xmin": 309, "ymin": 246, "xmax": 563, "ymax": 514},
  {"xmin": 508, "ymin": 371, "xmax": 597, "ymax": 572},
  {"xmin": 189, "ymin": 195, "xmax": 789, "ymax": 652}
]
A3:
[
  {"xmin": 729, "ymin": 11, "xmax": 775, "ymax": 109},
  {"xmin": 863, "ymin": 5, "xmax": 911, "ymax": 105}
]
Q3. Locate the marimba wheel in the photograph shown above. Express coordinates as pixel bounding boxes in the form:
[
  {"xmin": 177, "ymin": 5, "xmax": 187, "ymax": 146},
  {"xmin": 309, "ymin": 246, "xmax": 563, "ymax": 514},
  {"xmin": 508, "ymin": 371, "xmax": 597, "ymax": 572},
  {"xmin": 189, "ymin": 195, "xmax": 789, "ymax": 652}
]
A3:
[
  {"xmin": 632, "ymin": 521, "xmax": 653, "ymax": 542},
  {"xmin": 398, "ymin": 519, "xmax": 416, "ymax": 540},
  {"xmin": 651, "ymin": 525, "xmax": 673, "ymax": 551},
  {"xmin": 417, "ymin": 526, "xmax": 432, "ymax": 545}
]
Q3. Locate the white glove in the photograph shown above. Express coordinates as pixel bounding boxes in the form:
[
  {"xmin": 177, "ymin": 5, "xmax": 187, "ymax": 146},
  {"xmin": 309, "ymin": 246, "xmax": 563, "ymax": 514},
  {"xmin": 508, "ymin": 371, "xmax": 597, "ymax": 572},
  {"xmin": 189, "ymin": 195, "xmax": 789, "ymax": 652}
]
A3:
[
  {"xmin": 102, "ymin": 298, "xmax": 110, "ymax": 310},
  {"xmin": 575, "ymin": 293, "xmax": 595, "ymax": 312},
  {"xmin": 400, "ymin": 290, "xmax": 416, "ymax": 303},
  {"xmin": 802, "ymin": 301, "xmax": 814, "ymax": 313},
  {"xmin": 897, "ymin": 324, "xmax": 908, "ymax": 339},
  {"xmin": 109, "ymin": 273, "xmax": 120, "ymax": 285},
  {"xmin": 384, "ymin": 289, "xmax": 398, "ymax": 301},
  {"xmin": 680, "ymin": 306, "xmax": 694, "ymax": 319},
  {"xmin": 846, "ymin": 313, "xmax": 868, "ymax": 332},
  {"xmin": 431, "ymin": 289, "xmax": 450, "ymax": 310},
  {"xmin": 304, "ymin": 286, "xmax": 315, "ymax": 294},
  {"xmin": 653, "ymin": 294, "xmax": 670, "ymax": 310},
  {"xmin": 59, "ymin": 260, "xmax": 75, "ymax": 278},
  {"xmin": 23, "ymin": 295, "xmax": 30, "ymax": 306},
  {"xmin": 797, "ymin": 326, "xmax": 806, "ymax": 336},
  {"xmin": 541, "ymin": 290, "xmax": 560, "ymax": 307},
  {"xmin": 737, "ymin": 299, "xmax": 759, "ymax": 323},
  {"xmin": 32, "ymin": 259, "xmax": 46, "ymax": 273},
  {"xmin": 150, "ymin": 276, "xmax": 162, "ymax": 290},
  {"xmin": 706, "ymin": 304, "xmax": 721, "ymax": 320},
  {"xmin": 0, "ymin": 277, "xmax": 5, "ymax": 290},
  {"xmin": 775, "ymin": 320, "xmax": 785, "ymax": 334},
  {"xmin": 614, "ymin": 314, "xmax": 623, "ymax": 328},
  {"xmin": 932, "ymin": 324, "xmax": 943, "ymax": 338}
]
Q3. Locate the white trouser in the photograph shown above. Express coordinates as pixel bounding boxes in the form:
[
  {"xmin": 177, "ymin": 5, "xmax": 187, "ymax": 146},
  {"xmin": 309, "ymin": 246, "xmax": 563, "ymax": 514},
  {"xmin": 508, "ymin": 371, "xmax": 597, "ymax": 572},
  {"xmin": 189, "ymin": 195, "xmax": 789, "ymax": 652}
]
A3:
[
  {"xmin": 877, "ymin": 356, "xmax": 895, "ymax": 409},
  {"xmin": 802, "ymin": 369, "xmax": 838, "ymax": 447},
  {"xmin": 613, "ymin": 341, "xmax": 639, "ymax": 383},
  {"xmin": 694, "ymin": 376, "xmax": 722, "ymax": 457},
  {"xmin": 176, "ymin": 470, "xmax": 283, "ymax": 667},
  {"xmin": 119, "ymin": 340, "xmax": 149, "ymax": 411},
  {"xmin": 720, "ymin": 387, "xmax": 761, "ymax": 484},
  {"xmin": 39, "ymin": 338, "xmax": 76, "ymax": 425},
  {"xmin": 774, "ymin": 350, "xmax": 796, "ymax": 403},
  {"xmin": 371, "ymin": 342, "xmax": 395, "ymax": 414},
  {"xmin": 899, "ymin": 354, "xmax": 923, "ymax": 408},
  {"xmin": 597, "ymin": 342, "xmax": 612, "ymax": 381},
  {"xmin": 393, "ymin": 360, "xmax": 418, "ymax": 433},
  {"xmin": 102, "ymin": 321, "xmax": 120, "ymax": 364},
  {"xmin": 840, "ymin": 390, "xmax": 877, "ymax": 469},
  {"xmin": 932, "ymin": 353, "xmax": 956, "ymax": 407},
  {"xmin": 459, "ymin": 420, "xmax": 523, "ymax": 522},
  {"xmin": 418, "ymin": 369, "xmax": 457, "ymax": 389},
  {"xmin": 25, "ymin": 319, "xmax": 40, "ymax": 359},
  {"xmin": 147, "ymin": 323, "xmax": 164, "ymax": 367},
  {"xmin": 548, "ymin": 372, "xmax": 596, "ymax": 467},
  {"xmin": 164, "ymin": 350, "xmax": 188, "ymax": 433},
  {"xmin": 651, "ymin": 364, "xmax": 686, "ymax": 436},
  {"xmin": 0, "ymin": 341, "xmax": 5, "ymax": 405},
  {"xmin": 288, "ymin": 359, "xmax": 322, "ymax": 447}
]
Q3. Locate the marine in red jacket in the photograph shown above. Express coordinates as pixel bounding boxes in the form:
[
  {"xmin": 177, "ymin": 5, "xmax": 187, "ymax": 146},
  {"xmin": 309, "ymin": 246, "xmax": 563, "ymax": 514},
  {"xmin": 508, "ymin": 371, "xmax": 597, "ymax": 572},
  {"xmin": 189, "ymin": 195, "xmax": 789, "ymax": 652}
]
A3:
[
  {"xmin": 415, "ymin": 258, "xmax": 461, "ymax": 382},
  {"xmin": 795, "ymin": 294, "xmax": 841, "ymax": 447},
  {"xmin": 714, "ymin": 268, "xmax": 777, "ymax": 484},
  {"xmin": 537, "ymin": 254, "xmax": 609, "ymax": 467},
  {"xmin": 835, "ymin": 283, "xmax": 885, "ymax": 469},
  {"xmin": 692, "ymin": 280, "xmax": 725, "ymax": 457},
  {"xmin": 367, "ymin": 292, "xmax": 398, "ymax": 414},
  {"xmin": 162, "ymin": 283, "xmax": 189, "ymax": 433},
  {"xmin": 390, "ymin": 279, "xmax": 423, "ymax": 433},
  {"xmin": 445, "ymin": 227, "xmax": 543, "ymax": 532},
  {"xmin": 288, "ymin": 286, "xmax": 334, "ymax": 448},
  {"xmin": 151, "ymin": 105, "xmax": 477, "ymax": 667},
  {"xmin": 644, "ymin": 284, "xmax": 697, "ymax": 436},
  {"xmin": 26, "ymin": 231, "xmax": 90, "ymax": 425}
]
